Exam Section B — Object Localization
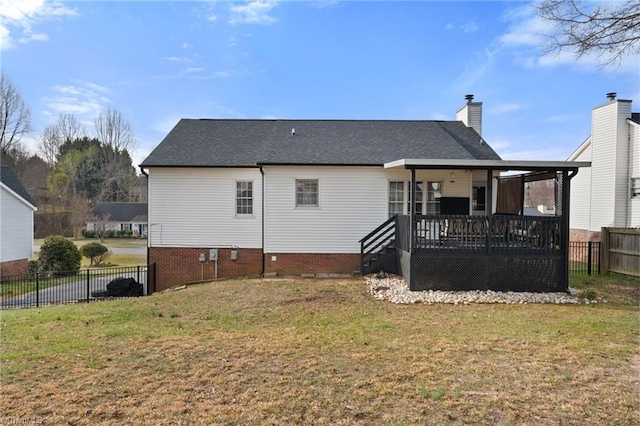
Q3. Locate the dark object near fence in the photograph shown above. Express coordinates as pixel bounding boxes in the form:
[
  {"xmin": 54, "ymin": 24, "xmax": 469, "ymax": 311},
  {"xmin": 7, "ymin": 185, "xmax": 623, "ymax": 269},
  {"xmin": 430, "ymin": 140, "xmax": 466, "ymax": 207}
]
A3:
[{"xmin": 107, "ymin": 277, "xmax": 143, "ymax": 297}]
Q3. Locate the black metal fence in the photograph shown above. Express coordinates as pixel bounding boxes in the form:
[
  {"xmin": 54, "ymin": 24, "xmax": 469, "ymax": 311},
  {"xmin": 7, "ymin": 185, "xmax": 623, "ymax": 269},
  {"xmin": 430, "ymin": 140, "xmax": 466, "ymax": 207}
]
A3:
[
  {"xmin": 568, "ymin": 241, "xmax": 600, "ymax": 275},
  {"xmin": 0, "ymin": 264, "xmax": 156, "ymax": 309}
]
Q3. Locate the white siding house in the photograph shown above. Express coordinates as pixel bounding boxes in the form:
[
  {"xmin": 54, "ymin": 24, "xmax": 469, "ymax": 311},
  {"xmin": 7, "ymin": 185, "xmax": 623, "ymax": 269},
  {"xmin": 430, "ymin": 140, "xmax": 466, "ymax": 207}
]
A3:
[
  {"xmin": 568, "ymin": 94, "xmax": 640, "ymax": 240},
  {"xmin": 0, "ymin": 167, "xmax": 37, "ymax": 275},
  {"xmin": 142, "ymin": 95, "xmax": 586, "ymax": 291}
]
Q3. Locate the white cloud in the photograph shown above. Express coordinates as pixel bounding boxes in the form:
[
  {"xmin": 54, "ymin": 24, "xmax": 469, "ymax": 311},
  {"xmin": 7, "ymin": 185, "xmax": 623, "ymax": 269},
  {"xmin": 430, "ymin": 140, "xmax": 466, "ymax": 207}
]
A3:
[
  {"xmin": 181, "ymin": 42, "xmax": 192, "ymax": 48},
  {"xmin": 182, "ymin": 67, "xmax": 203, "ymax": 73},
  {"xmin": 460, "ymin": 21, "xmax": 479, "ymax": 34},
  {"xmin": 163, "ymin": 56, "xmax": 187, "ymax": 62},
  {"xmin": 0, "ymin": 0, "xmax": 78, "ymax": 50},
  {"xmin": 448, "ymin": 47, "xmax": 496, "ymax": 94},
  {"xmin": 43, "ymin": 80, "xmax": 111, "ymax": 119},
  {"xmin": 207, "ymin": 14, "xmax": 217, "ymax": 23},
  {"xmin": 445, "ymin": 23, "xmax": 454, "ymax": 30},
  {"xmin": 542, "ymin": 114, "xmax": 578, "ymax": 123},
  {"xmin": 487, "ymin": 103, "xmax": 526, "ymax": 115},
  {"xmin": 229, "ymin": 0, "xmax": 278, "ymax": 25},
  {"xmin": 498, "ymin": 4, "xmax": 639, "ymax": 74}
]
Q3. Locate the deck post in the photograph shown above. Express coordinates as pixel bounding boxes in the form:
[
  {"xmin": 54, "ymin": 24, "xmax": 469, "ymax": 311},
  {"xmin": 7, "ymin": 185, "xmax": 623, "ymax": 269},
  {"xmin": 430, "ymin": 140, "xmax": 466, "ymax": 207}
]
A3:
[
  {"xmin": 561, "ymin": 170, "xmax": 571, "ymax": 291},
  {"xmin": 410, "ymin": 168, "xmax": 416, "ymax": 253}
]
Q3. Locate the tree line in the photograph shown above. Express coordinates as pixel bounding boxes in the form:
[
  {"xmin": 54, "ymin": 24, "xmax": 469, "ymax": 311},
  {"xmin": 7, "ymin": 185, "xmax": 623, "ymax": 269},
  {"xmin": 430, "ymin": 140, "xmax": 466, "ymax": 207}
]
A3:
[{"xmin": 1, "ymin": 72, "xmax": 145, "ymax": 237}]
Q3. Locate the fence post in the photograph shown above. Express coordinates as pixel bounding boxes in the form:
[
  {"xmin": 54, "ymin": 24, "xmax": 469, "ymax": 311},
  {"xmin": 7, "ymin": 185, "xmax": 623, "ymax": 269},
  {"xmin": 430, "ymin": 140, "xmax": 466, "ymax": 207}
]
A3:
[
  {"xmin": 601, "ymin": 227, "xmax": 610, "ymax": 275},
  {"xmin": 36, "ymin": 272, "xmax": 39, "ymax": 308},
  {"xmin": 86, "ymin": 269, "xmax": 91, "ymax": 302},
  {"xmin": 137, "ymin": 265, "xmax": 141, "ymax": 284},
  {"xmin": 587, "ymin": 241, "xmax": 592, "ymax": 276}
]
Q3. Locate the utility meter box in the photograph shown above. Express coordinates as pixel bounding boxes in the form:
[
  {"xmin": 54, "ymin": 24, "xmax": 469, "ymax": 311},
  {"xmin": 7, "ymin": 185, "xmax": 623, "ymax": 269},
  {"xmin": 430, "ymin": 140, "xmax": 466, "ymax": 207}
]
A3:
[
  {"xmin": 209, "ymin": 248, "xmax": 218, "ymax": 261},
  {"xmin": 199, "ymin": 253, "xmax": 206, "ymax": 262}
]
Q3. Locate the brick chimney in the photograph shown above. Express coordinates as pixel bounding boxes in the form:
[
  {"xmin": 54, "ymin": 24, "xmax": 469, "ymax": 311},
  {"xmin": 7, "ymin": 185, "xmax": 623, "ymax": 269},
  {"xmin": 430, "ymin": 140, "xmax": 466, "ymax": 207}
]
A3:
[{"xmin": 456, "ymin": 94, "xmax": 483, "ymax": 136}]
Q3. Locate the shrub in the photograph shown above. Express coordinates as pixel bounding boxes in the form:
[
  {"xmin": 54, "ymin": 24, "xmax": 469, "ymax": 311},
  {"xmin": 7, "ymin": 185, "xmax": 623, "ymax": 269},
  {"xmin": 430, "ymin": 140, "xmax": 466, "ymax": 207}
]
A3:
[
  {"xmin": 83, "ymin": 230, "xmax": 96, "ymax": 238},
  {"xmin": 80, "ymin": 242, "xmax": 109, "ymax": 266},
  {"xmin": 105, "ymin": 230, "xmax": 116, "ymax": 238},
  {"xmin": 27, "ymin": 260, "xmax": 43, "ymax": 278},
  {"xmin": 39, "ymin": 235, "xmax": 82, "ymax": 276}
]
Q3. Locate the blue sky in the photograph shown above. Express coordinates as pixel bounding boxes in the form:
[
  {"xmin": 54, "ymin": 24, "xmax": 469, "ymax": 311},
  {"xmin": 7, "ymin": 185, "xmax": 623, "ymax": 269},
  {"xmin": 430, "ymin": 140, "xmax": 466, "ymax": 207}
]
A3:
[{"xmin": 2, "ymin": 0, "xmax": 638, "ymax": 168}]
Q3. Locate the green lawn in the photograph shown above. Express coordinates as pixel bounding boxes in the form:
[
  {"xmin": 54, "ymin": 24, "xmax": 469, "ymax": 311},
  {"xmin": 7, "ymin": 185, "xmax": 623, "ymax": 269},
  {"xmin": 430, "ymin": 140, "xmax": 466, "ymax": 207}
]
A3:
[
  {"xmin": 1, "ymin": 276, "xmax": 638, "ymax": 425},
  {"xmin": 34, "ymin": 237, "xmax": 147, "ymax": 250}
]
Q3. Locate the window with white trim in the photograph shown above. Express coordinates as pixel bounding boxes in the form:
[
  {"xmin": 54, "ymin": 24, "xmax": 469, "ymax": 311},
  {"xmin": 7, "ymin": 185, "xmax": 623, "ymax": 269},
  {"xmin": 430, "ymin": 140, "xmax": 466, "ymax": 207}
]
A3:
[
  {"xmin": 425, "ymin": 181, "xmax": 443, "ymax": 214},
  {"xmin": 295, "ymin": 179, "xmax": 318, "ymax": 207},
  {"xmin": 389, "ymin": 181, "xmax": 429, "ymax": 216},
  {"xmin": 389, "ymin": 181, "xmax": 404, "ymax": 217},
  {"xmin": 236, "ymin": 181, "xmax": 253, "ymax": 215},
  {"xmin": 632, "ymin": 177, "xmax": 640, "ymax": 198}
]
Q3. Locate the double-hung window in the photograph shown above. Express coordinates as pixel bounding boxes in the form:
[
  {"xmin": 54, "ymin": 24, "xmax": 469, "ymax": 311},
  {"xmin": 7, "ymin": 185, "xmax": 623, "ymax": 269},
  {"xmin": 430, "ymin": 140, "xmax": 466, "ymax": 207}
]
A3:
[
  {"xmin": 296, "ymin": 179, "xmax": 319, "ymax": 207},
  {"xmin": 236, "ymin": 181, "xmax": 253, "ymax": 215}
]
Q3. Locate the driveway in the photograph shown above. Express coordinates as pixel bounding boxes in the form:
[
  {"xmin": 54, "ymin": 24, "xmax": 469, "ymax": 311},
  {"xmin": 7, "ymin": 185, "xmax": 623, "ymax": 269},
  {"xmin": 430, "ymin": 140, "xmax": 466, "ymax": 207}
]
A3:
[{"xmin": 1, "ymin": 268, "xmax": 148, "ymax": 309}]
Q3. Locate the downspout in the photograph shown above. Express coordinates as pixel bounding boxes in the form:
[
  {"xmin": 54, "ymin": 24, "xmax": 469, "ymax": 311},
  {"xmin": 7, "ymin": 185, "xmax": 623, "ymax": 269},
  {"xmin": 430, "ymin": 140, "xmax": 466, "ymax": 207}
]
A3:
[
  {"xmin": 260, "ymin": 166, "xmax": 265, "ymax": 276},
  {"xmin": 140, "ymin": 166, "xmax": 151, "ymax": 293}
]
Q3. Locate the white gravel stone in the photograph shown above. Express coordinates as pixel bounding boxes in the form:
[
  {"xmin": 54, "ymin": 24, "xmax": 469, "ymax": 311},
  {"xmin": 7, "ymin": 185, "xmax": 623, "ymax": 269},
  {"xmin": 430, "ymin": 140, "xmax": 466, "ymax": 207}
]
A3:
[{"xmin": 366, "ymin": 275, "xmax": 589, "ymax": 305}]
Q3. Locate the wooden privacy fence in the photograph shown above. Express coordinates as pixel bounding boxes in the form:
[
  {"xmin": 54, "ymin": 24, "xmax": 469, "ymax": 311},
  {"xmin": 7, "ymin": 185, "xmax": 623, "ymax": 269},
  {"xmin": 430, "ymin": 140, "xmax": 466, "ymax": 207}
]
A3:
[{"xmin": 601, "ymin": 227, "xmax": 640, "ymax": 277}]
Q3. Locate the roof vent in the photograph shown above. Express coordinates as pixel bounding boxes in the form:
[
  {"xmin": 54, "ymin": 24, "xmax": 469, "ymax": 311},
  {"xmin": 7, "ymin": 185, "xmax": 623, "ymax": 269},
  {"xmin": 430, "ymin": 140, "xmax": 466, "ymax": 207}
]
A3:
[
  {"xmin": 291, "ymin": 128, "xmax": 295, "ymax": 136},
  {"xmin": 606, "ymin": 92, "xmax": 617, "ymax": 102},
  {"xmin": 465, "ymin": 94, "xmax": 474, "ymax": 103}
]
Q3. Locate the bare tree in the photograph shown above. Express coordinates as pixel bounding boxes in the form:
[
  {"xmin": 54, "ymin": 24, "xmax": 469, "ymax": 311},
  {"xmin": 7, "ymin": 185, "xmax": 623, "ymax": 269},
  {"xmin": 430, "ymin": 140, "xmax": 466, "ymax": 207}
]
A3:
[
  {"xmin": 38, "ymin": 114, "xmax": 87, "ymax": 165},
  {"xmin": 94, "ymin": 107, "xmax": 136, "ymax": 153},
  {"xmin": 536, "ymin": 0, "xmax": 640, "ymax": 66},
  {"xmin": 38, "ymin": 125, "xmax": 62, "ymax": 165},
  {"xmin": 90, "ymin": 212, "xmax": 112, "ymax": 243},
  {"xmin": 58, "ymin": 113, "xmax": 86, "ymax": 143},
  {"xmin": 0, "ymin": 72, "xmax": 32, "ymax": 153},
  {"xmin": 69, "ymin": 194, "xmax": 92, "ymax": 239}
]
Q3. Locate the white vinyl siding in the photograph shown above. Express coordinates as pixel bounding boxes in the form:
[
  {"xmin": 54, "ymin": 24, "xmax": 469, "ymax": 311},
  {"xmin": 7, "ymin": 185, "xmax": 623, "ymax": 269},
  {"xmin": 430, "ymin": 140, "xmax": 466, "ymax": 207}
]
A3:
[
  {"xmin": 0, "ymin": 185, "xmax": 35, "ymax": 263},
  {"xmin": 569, "ymin": 138, "xmax": 592, "ymax": 231},
  {"xmin": 629, "ymin": 122, "xmax": 640, "ymax": 227},
  {"xmin": 148, "ymin": 168, "xmax": 262, "ymax": 248},
  {"xmin": 264, "ymin": 166, "xmax": 472, "ymax": 253}
]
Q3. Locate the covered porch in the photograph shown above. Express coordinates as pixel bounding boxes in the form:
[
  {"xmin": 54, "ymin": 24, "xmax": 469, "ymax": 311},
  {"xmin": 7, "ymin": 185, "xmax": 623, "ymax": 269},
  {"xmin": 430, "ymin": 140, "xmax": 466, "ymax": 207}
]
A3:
[{"xmin": 360, "ymin": 159, "xmax": 590, "ymax": 292}]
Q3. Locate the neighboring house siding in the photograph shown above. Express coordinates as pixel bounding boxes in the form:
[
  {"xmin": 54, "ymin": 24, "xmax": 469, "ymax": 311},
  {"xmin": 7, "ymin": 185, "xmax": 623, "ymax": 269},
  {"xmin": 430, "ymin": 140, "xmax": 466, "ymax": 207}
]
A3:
[
  {"xmin": 148, "ymin": 167, "xmax": 263, "ymax": 248},
  {"xmin": 569, "ymin": 139, "xmax": 592, "ymax": 231},
  {"xmin": 629, "ymin": 122, "xmax": 640, "ymax": 227},
  {"xmin": 0, "ymin": 186, "xmax": 33, "ymax": 263},
  {"xmin": 614, "ymin": 101, "xmax": 632, "ymax": 227},
  {"xmin": 263, "ymin": 166, "xmax": 472, "ymax": 254},
  {"xmin": 589, "ymin": 101, "xmax": 622, "ymax": 230}
]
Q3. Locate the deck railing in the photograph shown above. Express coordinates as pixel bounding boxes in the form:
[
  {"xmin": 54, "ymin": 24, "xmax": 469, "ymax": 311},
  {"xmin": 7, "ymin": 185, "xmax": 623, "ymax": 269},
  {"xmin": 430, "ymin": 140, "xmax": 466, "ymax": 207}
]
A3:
[{"xmin": 396, "ymin": 214, "xmax": 563, "ymax": 254}]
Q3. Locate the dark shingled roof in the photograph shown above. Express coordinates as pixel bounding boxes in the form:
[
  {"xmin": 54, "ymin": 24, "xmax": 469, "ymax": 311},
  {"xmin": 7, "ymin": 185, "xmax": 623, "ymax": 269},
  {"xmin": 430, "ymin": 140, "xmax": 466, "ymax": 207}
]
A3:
[
  {"xmin": 141, "ymin": 119, "xmax": 501, "ymax": 167},
  {"xmin": 0, "ymin": 166, "xmax": 36, "ymax": 207},
  {"xmin": 91, "ymin": 203, "xmax": 148, "ymax": 222}
]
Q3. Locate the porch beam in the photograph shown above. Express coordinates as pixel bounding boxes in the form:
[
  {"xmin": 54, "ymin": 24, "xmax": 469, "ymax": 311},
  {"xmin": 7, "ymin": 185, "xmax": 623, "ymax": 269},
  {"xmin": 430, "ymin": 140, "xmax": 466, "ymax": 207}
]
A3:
[{"xmin": 486, "ymin": 169, "xmax": 493, "ymax": 216}]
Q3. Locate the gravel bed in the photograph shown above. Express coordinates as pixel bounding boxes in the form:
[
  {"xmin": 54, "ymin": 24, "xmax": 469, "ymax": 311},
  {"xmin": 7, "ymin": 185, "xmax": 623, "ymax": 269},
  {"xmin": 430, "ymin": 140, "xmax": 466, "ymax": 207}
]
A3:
[{"xmin": 366, "ymin": 275, "xmax": 595, "ymax": 305}]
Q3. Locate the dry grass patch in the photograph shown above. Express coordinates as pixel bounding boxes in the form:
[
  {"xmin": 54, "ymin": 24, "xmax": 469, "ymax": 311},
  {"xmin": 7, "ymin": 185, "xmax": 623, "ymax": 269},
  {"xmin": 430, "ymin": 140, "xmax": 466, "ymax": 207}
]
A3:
[{"xmin": 1, "ymin": 277, "xmax": 638, "ymax": 425}]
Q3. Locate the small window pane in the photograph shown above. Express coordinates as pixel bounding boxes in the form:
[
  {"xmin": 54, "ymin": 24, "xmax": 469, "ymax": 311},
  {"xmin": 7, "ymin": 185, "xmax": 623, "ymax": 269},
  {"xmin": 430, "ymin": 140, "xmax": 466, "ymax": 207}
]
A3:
[
  {"xmin": 426, "ymin": 181, "xmax": 442, "ymax": 214},
  {"xmin": 389, "ymin": 181, "xmax": 404, "ymax": 217},
  {"xmin": 632, "ymin": 178, "xmax": 640, "ymax": 198},
  {"xmin": 236, "ymin": 181, "xmax": 253, "ymax": 215},
  {"xmin": 296, "ymin": 179, "xmax": 318, "ymax": 207}
]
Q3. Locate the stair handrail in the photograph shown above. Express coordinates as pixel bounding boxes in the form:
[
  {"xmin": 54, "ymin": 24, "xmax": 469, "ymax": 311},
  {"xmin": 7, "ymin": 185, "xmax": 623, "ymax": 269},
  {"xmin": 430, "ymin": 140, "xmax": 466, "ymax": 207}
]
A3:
[{"xmin": 360, "ymin": 215, "xmax": 397, "ymax": 275}]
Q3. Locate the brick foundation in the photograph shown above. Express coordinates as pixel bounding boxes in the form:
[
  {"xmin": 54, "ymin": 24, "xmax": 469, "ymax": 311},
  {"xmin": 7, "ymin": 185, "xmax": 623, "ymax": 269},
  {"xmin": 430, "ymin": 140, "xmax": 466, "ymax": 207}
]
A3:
[
  {"xmin": 570, "ymin": 228, "xmax": 601, "ymax": 242},
  {"xmin": 0, "ymin": 258, "xmax": 28, "ymax": 277},
  {"xmin": 264, "ymin": 253, "xmax": 360, "ymax": 276},
  {"xmin": 149, "ymin": 247, "xmax": 262, "ymax": 293}
]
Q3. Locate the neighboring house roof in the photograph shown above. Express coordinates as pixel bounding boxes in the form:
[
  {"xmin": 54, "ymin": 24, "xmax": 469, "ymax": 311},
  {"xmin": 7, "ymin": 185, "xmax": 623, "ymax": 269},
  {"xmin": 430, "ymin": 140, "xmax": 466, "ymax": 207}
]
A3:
[
  {"xmin": 141, "ymin": 119, "xmax": 501, "ymax": 167},
  {"xmin": 0, "ymin": 166, "xmax": 37, "ymax": 209},
  {"xmin": 631, "ymin": 112, "xmax": 639, "ymax": 124},
  {"xmin": 91, "ymin": 203, "xmax": 148, "ymax": 222}
]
